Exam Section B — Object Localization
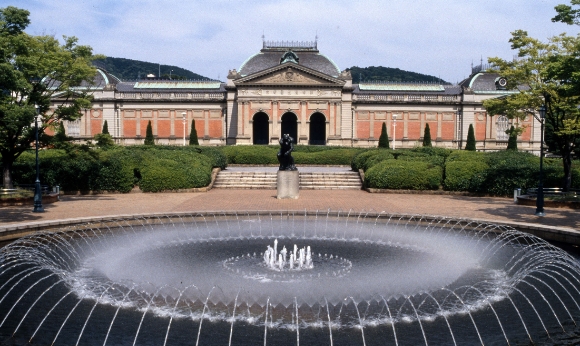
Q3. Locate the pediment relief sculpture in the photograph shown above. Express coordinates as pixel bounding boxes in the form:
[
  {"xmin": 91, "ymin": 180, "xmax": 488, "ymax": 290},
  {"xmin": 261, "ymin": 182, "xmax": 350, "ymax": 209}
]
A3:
[{"xmin": 250, "ymin": 68, "xmax": 328, "ymax": 85}]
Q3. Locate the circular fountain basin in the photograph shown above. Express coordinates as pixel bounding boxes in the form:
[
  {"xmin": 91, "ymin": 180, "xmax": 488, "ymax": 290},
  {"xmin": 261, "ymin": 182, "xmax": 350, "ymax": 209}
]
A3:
[{"xmin": 1, "ymin": 211, "xmax": 579, "ymax": 345}]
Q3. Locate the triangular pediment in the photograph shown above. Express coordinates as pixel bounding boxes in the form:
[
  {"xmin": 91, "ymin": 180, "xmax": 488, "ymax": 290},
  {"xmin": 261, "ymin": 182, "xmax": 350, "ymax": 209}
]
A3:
[{"xmin": 234, "ymin": 63, "xmax": 345, "ymax": 87}]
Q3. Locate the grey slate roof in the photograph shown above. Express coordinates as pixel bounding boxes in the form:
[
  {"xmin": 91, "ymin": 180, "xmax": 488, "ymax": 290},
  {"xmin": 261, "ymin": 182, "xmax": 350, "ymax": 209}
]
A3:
[
  {"xmin": 239, "ymin": 50, "xmax": 340, "ymax": 77},
  {"xmin": 460, "ymin": 72, "xmax": 500, "ymax": 92}
]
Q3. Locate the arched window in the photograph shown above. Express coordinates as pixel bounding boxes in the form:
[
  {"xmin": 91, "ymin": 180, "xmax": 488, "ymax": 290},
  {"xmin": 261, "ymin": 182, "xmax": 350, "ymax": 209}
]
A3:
[
  {"xmin": 253, "ymin": 112, "xmax": 269, "ymax": 144},
  {"xmin": 496, "ymin": 115, "xmax": 509, "ymax": 140}
]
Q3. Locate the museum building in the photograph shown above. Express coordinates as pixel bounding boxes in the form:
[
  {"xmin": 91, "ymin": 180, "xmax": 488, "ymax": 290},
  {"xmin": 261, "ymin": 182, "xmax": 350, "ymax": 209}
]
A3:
[{"xmin": 55, "ymin": 40, "xmax": 540, "ymax": 151}]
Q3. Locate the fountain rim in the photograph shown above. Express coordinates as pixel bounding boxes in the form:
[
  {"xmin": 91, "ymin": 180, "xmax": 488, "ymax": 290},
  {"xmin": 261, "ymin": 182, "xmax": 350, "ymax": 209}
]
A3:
[{"xmin": 0, "ymin": 209, "xmax": 577, "ymax": 246}]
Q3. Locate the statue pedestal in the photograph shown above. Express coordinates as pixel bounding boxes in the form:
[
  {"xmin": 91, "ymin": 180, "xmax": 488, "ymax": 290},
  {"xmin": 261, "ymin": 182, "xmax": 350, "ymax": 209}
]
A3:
[{"xmin": 277, "ymin": 170, "xmax": 299, "ymax": 199}]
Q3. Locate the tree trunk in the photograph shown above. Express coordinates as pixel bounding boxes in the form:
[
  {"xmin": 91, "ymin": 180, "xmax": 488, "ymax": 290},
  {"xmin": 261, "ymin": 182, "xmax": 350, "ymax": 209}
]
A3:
[
  {"xmin": 562, "ymin": 146, "xmax": 573, "ymax": 192},
  {"xmin": 2, "ymin": 160, "xmax": 13, "ymax": 189}
]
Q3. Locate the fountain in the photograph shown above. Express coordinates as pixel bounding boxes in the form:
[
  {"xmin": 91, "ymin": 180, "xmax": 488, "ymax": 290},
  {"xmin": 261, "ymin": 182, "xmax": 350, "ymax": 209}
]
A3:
[{"xmin": 1, "ymin": 210, "xmax": 580, "ymax": 345}]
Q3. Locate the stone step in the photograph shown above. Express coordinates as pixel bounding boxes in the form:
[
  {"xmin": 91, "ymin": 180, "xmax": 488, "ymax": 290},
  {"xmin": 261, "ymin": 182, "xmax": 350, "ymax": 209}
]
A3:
[{"xmin": 213, "ymin": 170, "xmax": 362, "ymax": 190}]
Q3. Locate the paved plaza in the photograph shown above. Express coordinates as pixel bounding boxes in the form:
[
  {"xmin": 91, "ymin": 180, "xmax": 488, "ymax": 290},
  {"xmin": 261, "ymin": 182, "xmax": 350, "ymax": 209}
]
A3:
[{"xmin": 1, "ymin": 188, "xmax": 578, "ymax": 233}]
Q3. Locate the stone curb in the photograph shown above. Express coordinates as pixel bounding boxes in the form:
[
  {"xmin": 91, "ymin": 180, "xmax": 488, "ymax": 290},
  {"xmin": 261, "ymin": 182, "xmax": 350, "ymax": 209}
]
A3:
[{"xmin": 1, "ymin": 209, "xmax": 578, "ymax": 245}]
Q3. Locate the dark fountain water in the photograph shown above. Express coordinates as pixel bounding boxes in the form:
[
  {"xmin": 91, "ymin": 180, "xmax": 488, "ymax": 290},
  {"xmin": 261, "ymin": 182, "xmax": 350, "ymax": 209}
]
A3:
[{"xmin": 1, "ymin": 211, "xmax": 580, "ymax": 345}]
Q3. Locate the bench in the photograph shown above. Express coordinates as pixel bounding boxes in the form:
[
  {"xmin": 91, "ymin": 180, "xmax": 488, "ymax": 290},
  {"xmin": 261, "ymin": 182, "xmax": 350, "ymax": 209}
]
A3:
[
  {"xmin": 16, "ymin": 184, "xmax": 51, "ymax": 195},
  {"xmin": 526, "ymin": 188, "xmax": 579, "ymax": 197}
]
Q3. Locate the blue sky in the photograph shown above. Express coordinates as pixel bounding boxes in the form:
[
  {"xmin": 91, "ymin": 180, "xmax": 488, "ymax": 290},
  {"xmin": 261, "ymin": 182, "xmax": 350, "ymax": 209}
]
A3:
[{"xmin": 6, "ymin": 0, "xmax": 580, "ymax": 83}]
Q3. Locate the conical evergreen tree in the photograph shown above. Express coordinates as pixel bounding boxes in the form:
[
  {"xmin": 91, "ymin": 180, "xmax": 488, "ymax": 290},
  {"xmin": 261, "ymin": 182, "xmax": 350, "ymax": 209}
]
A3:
[
  {"xmin": 422, "ymin": 123, "xmax": 432, "ymax": 147},
  {"xmin": 102, "ymin": 120, "xmax": 109, "ymax": 135},
  {"xmin": 144, "ymin": 120, "xmax": 154, "ymax": 145},
  {"xmin": 54, "ymin": 122, "xmax": 69, "ymax": 143},
  {"xmin": 506, "ymin": 125, "xmax": 518, "ymax": 150},
  {"xmin": 465, "ymin": 124, "xmax": 476, "ymax": 151},
  {"xmin": 378, "ymin": 122, "xmax": 389, "ymax": 148},
  {"xmin": 189, "ymin": 118, "xmax": 199, "ymax": 145}
]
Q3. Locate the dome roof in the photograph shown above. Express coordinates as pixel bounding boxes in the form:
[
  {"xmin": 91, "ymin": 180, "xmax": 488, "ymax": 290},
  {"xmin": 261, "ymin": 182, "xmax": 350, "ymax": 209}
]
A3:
[
  {"xmin": 460, "ymin": 72, "xmax": 501, "ymax": 92},
  {"xmin": 239, "ymin": 43, "xmax": 341, "ymax": 77}
]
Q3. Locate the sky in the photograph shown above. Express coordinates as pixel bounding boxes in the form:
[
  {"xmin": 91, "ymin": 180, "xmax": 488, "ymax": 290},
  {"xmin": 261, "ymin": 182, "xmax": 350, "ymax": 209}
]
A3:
[{"xmin": 6, "ymin": 0, "xmax": 580, "ymax": 84}]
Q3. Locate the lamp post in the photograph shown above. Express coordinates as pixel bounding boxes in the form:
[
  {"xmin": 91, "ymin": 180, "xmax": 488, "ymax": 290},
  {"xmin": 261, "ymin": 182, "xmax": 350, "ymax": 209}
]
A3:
[
  {"xmin": 535, "ymin": 105, "xmax": 547, "ymax": 216},
  {"xmin": 392, "ymin": 114, "xmax": 397, "ymax": 150},
  {"xmin": 182, "ymin": 112, "xmax": 187, "ymax": 146},
  {"xmin": 33, "ymin": 105, "xmax": 44, "ymax": 213}
]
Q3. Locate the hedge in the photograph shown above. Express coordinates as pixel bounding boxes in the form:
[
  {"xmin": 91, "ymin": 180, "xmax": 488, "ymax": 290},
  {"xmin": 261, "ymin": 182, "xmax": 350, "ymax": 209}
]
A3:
[
  {"xmin": 365, "ymin": 160, "xmax": 442, "ymax": 190},
  {"xmin": 7, "ymin": 146, "xmax": 221, "ymax": 193},
  {"xmin": 219, "ymin": 145, "xmax": 362, "ymax": 165},
  {"xmin": 138, "ymin": 150, "xmax": 212, "ymax": 192},
  {"xmin": 351, "ymin": 149, "xmax": 395, "ymax": 171}
]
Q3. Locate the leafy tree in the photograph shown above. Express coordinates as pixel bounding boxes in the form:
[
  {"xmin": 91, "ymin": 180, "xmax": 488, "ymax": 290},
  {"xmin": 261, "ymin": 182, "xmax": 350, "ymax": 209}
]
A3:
[
  {"xmin": 102, "ymin": 120, "xmax": 109, "ymax": 134},
  {"xmin": 144, "ymin": 120, "xmax": 154, "ymax": 145},
  {"xmin": 553, "ymin": 0, "xmax": 580, "ymax": 25},
  {"xmin": 189, "ymin": 118, "xmax": 199, "ymax": 145},
  {"xmin": 482, "ymin": 29, "xmax": 580, "ymax": 190},
  {"xmin": 0, "ymin": 6, "xmax": 100, "ymax": 188},
  {"xmin": 465, "ymin": 124, "xmax": 476, "ymax": 151},
  {"xmin": 506, "ymin": 125, "xmax": 518, "ymax": 150},
  {"xmin": 378, "ymin": 122, "xmax": 389, "ymax": 148},
  {"xmin": 422, "ymin": 123, "xmax": 432, "ymax": 147}
]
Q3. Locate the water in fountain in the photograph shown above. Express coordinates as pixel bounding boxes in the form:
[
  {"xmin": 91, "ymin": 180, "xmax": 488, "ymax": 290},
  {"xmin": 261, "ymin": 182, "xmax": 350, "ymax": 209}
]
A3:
[{"xmin": 1, "ymin": 211, "xmax": 580, "ymax": 345}]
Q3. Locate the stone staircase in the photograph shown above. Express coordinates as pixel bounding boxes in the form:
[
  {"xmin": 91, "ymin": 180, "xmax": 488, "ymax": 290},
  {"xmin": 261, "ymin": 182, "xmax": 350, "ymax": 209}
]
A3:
[{"xmin": 213, "ymin": 170, "xmax": 362, "ymax": 190}]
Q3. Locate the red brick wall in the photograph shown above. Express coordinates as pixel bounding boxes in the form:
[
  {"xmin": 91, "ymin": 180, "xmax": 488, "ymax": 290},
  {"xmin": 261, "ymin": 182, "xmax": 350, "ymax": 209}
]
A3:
[
  {"xmin": 91, "ymin": 119, "xmax": 101, "ymax": 136},
  {"xmin": 407, "ymin": 121, "xmax": 421, "ymax": 139},
  {"xmin": 373, "ymin": 121, "xmax": 384, "ymax": 138},
  {"xmin": 441, "ymin": 122, "xmax": 454, "ymax": 140},
  {"xmin": 157, "ymin": 120, "xmax": 171, "ymax": 137},
  {"xmin": 209, "ymin": 120, "xmax": 222, "ymax": 138},
  {"xmin": 123, "ymin": 120, "xmax": 136, "ymax": 137},
  {"xmin": 357, "ymin": 121, "xmax": 370, "ymax": 139}
]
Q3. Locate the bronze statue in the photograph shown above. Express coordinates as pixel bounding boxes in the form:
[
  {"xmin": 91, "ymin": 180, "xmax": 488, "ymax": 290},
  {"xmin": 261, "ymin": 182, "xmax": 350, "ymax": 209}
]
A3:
[{"xmin": 277, "ymin": 134, "xmax": 296, "ymax": 171}]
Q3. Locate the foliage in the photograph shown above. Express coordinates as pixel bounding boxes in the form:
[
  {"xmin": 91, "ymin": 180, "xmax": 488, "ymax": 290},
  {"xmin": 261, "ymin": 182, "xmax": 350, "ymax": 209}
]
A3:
[
  {"xmin": 422, "ymin": 123, "xmax": 432, "ymax": 147},
  {"xmin": 0, "ymin": 6, "xmax": 100, "ymax": 188},
  {"xmin": 378, "ymin": 122, "xmax": 389, "ymax": 148},
  {"xmin": 144, "ymin": 121, "xmax": 154, "ymax": 145},
  {"xmin": 348, "ymin": 66, "xmax": 449, "ymax": 84},
  {"xmin": 365, "ymin": 160, "xmax": 442, "ymax": 190},
  {"xmin": 138, "ymin": 150, "xmax": 211, "ymax": 192},
  {"xmin": 102, "ymin": 120, "xmax": 109, "ymax": 135},
  {"xmin": 52, "ymin": 122, "xmax": 72, "ymax": 148},
  {"xmin": 507, "ymin": 125, "xmax": 518, "ymax": 150},
  {"xmin": 218, "ymin": 145, "xmax": 362, "ymax": 165},
  {"xmin": 443, "ymin": 151, "xmax": 489, "ymax": 191},
  {"xmin": 94, "ymin": 133, "xmax": 114, "ymax": 148},
  {"xmin": 465, "ymin": 124, "xmax": 476, "ymax": 151},
  {"xmin": 482, "ymin": 29, "xmax": 580, "ymax": 190},
  {"xmin": 351, "ymin": 149, "xmax": 395, "ymax": 171},
  {"xmin": 6, "ymin": 145, "xmax": 222, "ymax": 193},
  {"xmin": 92, "ymin": 57, "xmax": 211, "ymax": 81},
  {"xmin": 189, "ymin": 119, "xmax": 199, "ymax": 145}
]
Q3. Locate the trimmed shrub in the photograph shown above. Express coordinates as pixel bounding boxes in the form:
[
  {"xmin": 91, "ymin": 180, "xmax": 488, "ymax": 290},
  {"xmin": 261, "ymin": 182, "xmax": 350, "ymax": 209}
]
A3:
[
  {"xmin": 422, "ymin": 124, "xmax": 432, "ymax": 147},
  {"xmin": 219, "ymin": 145, "xmax": 361, "ymax": 165},
  {"xmin": 102, "ymin": 120, "xmax": 109, "ymax": 135},
  {"xmin": 378, "ymin": 122, "xmax": 389, "ymax": 148},
  {"xmin": 444, "ymin": 160, "xmax": 489, "ymax": 191},
  {"xmin": 138, "ymin": 150, "xmax": 212, "ymax": 192},
  {"xmin": 189, "ymin": 119, "xmax": 199, "ymax": 145},
  {"xmin": 95, "ymin": 150, "xmax": 134, "ymax": 192},
  {"xmin": 192, "ymin": 146, "xmax": 227, "ymax": 169},
  {"xmin": 351, "ymin": 149, "xmax": 393, "ymax": 171},
  {"xmin": 365, "ymin": 160, "xmax": 442, "ymax": 190},
  {"xmin": 465, "ymin": 124, "xmax": 476, "ymax": 151},
  {"xmin": 144, "ymin": 121, "xmax": 154, "ymax": 145},
  {"xmin": 507, "ymin": 125, "xmax": 517, "ymax": 150}
]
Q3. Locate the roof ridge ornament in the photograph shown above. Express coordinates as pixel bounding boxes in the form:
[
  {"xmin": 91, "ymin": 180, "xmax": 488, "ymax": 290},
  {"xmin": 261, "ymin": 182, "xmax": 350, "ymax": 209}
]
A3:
[{"xmin": 280, "ymin": 50, "xmax": 299, "ymax": 64}]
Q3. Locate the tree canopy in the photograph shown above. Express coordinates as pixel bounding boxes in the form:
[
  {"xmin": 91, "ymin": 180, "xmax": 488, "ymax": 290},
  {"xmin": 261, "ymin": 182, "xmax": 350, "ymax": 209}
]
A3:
[
  {"xmin": 0, "ymin": 6, "xmax": 100, "ymax": 188},
  {"xmin": 482, "ymin": 28, "xmax": 580, "ymax": 190}
]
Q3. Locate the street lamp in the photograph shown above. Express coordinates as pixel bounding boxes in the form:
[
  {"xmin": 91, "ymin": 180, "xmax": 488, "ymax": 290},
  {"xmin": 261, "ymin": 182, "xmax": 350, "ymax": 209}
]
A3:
[
  {"xmin": 535, "ymin": 105, "xmax": 547, "ymax": 216},
  {"xmin": 182, "ymin": 112, "xmax": 187, "ymax": 146},
  {"xmin": 33, "ymin": 105, "xmax": 44, "ymax": 213},
  {"xmin": 392, "ymin": 114, "xmax": 398, "ymax": 150}
]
